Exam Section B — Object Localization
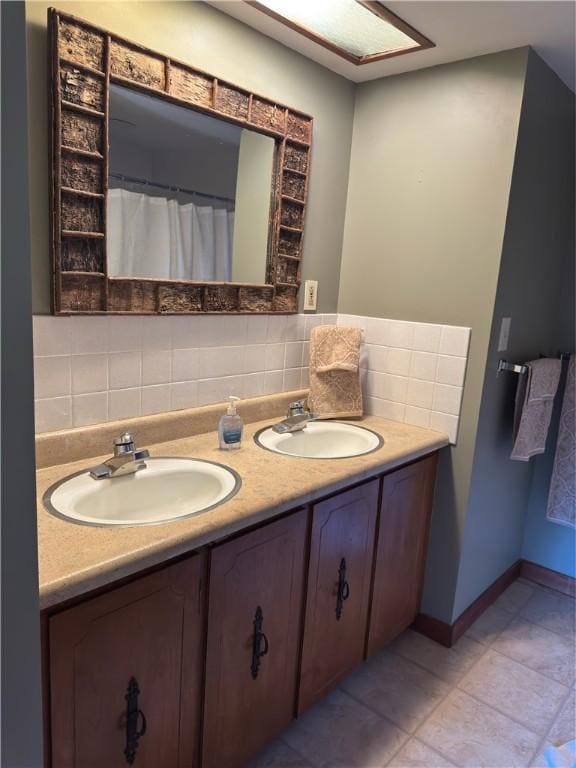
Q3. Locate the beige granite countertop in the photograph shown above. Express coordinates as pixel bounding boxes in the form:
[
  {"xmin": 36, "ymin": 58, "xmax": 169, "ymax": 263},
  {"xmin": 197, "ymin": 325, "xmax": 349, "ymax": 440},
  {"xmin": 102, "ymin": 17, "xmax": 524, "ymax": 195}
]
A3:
[{"xmin": 36, "ymin": 415, "xmax": 448, "ymax": 611}]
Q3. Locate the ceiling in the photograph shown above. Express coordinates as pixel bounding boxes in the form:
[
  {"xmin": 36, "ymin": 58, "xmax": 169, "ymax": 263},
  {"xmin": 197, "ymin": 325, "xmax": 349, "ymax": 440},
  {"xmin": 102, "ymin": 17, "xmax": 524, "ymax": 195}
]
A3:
[{"xmin": 210, "ymin": 1, "xmax": 576, "ymax": 91}]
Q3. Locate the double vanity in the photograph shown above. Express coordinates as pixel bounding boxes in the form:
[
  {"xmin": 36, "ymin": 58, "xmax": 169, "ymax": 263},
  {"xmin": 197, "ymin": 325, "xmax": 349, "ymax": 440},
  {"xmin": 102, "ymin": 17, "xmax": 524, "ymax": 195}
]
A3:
[{"xmin": 36, "ymin": 394, "xmax": 447, "ymax": 768}]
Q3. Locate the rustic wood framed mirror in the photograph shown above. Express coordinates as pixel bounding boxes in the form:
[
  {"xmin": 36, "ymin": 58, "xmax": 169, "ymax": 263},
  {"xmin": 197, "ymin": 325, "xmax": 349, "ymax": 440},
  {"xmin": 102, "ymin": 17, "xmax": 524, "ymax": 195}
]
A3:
[{"xmin": 49, "ymin": 8, "xmax": 312, "ymax": 315}]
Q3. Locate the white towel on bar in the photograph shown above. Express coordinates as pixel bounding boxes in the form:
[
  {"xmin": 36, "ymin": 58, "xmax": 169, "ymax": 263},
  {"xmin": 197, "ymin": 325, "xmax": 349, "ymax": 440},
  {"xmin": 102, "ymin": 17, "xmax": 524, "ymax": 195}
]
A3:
[
  {"xmin": 510, "ymin": 358, "xmax": 562, "ymax": 461},
  {"xmin": 546, "ymin": 355, "xmax": 575, "ymax": 528}
]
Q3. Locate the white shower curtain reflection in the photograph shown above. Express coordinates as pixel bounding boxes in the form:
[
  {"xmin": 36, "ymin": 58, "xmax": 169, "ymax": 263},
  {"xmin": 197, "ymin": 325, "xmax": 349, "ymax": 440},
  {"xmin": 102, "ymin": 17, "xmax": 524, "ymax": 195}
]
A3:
[{"xmin": 107, "ymin": 188, "xmax": 234, "ymax": 281}]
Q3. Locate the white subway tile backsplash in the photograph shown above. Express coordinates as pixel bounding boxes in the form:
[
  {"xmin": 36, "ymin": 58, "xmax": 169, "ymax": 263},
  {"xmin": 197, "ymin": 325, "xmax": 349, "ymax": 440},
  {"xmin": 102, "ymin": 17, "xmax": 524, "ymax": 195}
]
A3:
[
  {"xmin": 264, "ymin": 369, "xmax": 284, "ymax": 394},
  {"xmin": 265, "ymin": 343, "xmax": 285, "ymax": 371},
  {"xmin": 109, "ymin": 388, "xmax": 141, "ymax": 420},
  {"xmin": 33, "ymin": 316, "xmax": 71, "ymax": 356},
  {"xmin": 430, "ymin": 411, "xmax": 459, "ymax": 444},
  {"xmin": 283, "ymin": 368, "xmax": 301, "ymax": 392},
  {"xmin": 141, "ymin": 316, "xmax": 171, "ymax": 350},
  {"xmin": 340, "ymin": 315, "xmax": 469, "ymax": 443},
  {"xmin": 436, "ymin": 355, "xmax": 467, "ymax": 387},
  {"xmin": 439, "ymin": 325, "xmax": 470, "ymax": 357},
  {"xmin": 72, "ymin": 392, "xmax": 108, "ymax": 428},
  {"xmin": 171, "ymin": 316, "xmax": 197, "ymax": 349},
  {"xmin": 71, "ymin": 354, "xmax": 108, "ymax": 395},
  {"xmin": 70, "ymin": 316, "xmax": 108, "ymax": 355},
  {"xmin": 368, "ymin": 397, "xmax": 405, "ymax": 422},
  {"xmin": 364, "ymin": 317, "xmax": 389, "ymax": 345},
  {"xmin": 380, "ymin": 373, "xmax": 408, "ymax": 403},
  {"xmin": 198, "ymin": 375, "xmax": 244, "ymax": 406},
  {"xmin": 388, "ymin": 321, "xmax": 414, "ymax": 349},
  {"xmin": 243, "ymin": 372, "xmax": 265, "ymax": 399},
  {"xmin": 385, "ymin": 348, "xmax": 411, "ymax": 377},
  {"xmin": 35, "ymin": 396, "xmax": 72, "ymax": 432},
  {"xmin": 108, "ymin": 316, "xmax": 142, "ymax": 352},
  {"xmin": 33, "ymin": 313, "xmax": 469, "ymax": 443},
  {"xmin": 109, "ymin": 351, "xmax": 141, "ymax": 390},
  {"xmin": 412, "ymin": 323, "xmax": 442, "ymax": 353},
  {"xmin": 410, "ymin": 351, "xmax": 438, "ymax": 381},
  {"xmin": 244, "ymin": 345, "xmax": 264, "ymax": 374},
  {"xmin": 365, "ymin": 371, "xmax": 382, "ymax": 398},
  {"xmin": 433, "ymin": 383, "xmax": 463, "ymax": 416},
  {"xmin": 267, "ymin": 315, "xmax": 287, "ymax": 343},
  {"xmin": 285, "ymin": 314, "xmax": 305, "ymax": 342},
  {"xmin": 141, "ymin": 384, "xmax": 171, "ymax": 416},
  {"xmin": 170, "ymin": 381, "xmax": 198, "ymax": 411},
  {"xmin": 285, "ymin": 341, "xmax": 304, "ymax": 369},
  {"xmin": 34, "ymin": 355, "xmax": 71, "ymax": 399},
  {"xmin": 197, "ymin": 346, "xmax": 243, "ymax": 379},
  {"xmin": 142, "ymin": 348, "xmax": 171, "ymax": 385},
  {"xmin": 246, "ymin": 315, "xmax": 268, "ymax": 344},
  {"xmin": 218, "ymin": 316, "xmax": 248, "ymax": 347},
  {"xmin": 404, "ymin": 405, "xmax": 431, "ymax": 429},
  {"xmin": 172, "ymin": 348, "xmax": 200, "ymax": 381},
  {"xmin": 407, "ymin": 379, "xmax": 435, "ymax": 409},
  {"xmin": 365, "ymin": 344, "xmax": 388, "ymax": 373}
]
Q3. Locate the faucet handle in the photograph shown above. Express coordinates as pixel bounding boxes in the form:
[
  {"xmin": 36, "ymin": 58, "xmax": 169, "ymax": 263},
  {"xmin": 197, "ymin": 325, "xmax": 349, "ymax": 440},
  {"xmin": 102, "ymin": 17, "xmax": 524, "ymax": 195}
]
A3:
[
  {"xmin": 114, "ymin": 432, "xmax": 135, "ymax": 456},
  {"xmin": 287, "ymin": 400, "xmax": 306, "ymax": 417}
]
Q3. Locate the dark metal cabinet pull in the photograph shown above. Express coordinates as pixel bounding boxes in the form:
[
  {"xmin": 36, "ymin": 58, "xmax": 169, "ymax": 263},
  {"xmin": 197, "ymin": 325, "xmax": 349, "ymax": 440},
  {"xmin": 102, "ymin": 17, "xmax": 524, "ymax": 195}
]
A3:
[
  {"xmin": 335, "ymin": 557, "xmax": 351, "ymax": 621},
  {"xmin": 124, "ymin": 676, "xmax": 147, "ymax": 765},
  {"xmin": 251, "ymin": 605, "xmax": 269, "ymax": 679}
]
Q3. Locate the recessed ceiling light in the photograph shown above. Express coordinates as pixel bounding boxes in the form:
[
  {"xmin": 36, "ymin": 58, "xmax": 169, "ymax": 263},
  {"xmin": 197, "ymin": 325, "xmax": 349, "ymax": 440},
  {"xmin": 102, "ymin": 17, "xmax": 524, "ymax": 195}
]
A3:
[{"xmin": 247, "ymin": 0, "xmax": 434, "ymax": 65}]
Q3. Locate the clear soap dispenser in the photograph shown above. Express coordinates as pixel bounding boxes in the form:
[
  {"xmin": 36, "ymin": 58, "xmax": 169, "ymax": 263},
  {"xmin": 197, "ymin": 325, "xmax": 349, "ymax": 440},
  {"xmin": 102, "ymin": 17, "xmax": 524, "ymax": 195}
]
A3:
[{"xmin": 218, "ymin": 396, "xmax": 243, "ymax": 450}]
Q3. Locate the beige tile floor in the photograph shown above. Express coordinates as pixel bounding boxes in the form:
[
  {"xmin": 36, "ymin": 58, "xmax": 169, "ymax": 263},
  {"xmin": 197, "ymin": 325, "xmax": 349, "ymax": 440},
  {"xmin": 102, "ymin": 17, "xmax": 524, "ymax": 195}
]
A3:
[{"xmin": 249, "ymin": 579, "xmax": 575, "ymax": 768}]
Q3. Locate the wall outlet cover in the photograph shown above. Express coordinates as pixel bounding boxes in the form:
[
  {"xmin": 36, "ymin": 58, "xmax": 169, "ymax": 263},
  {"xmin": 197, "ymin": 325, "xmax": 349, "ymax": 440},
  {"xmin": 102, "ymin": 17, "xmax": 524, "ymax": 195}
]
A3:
[{"xmin": 303, "ymin": 280, "xmax": 318, "ymax": 311}]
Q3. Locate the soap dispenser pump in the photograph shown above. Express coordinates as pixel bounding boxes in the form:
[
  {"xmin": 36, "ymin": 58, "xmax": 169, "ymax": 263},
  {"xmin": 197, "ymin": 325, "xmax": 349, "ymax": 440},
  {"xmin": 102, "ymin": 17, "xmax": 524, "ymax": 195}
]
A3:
[{"xmin": 218, "ymin": 396, "xmax": 243, "ymax": 450}]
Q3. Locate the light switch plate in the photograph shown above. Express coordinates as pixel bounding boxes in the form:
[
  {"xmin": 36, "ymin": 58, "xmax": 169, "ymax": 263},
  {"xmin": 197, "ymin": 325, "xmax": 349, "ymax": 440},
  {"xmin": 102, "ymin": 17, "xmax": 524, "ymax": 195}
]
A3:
[
  {"xmin": 303, "ymin": 280, "xmax": 318, "ymax": 311},
  {"xmin": 498, "ymin": 317, "xmax": 511, "ymax": 352}
]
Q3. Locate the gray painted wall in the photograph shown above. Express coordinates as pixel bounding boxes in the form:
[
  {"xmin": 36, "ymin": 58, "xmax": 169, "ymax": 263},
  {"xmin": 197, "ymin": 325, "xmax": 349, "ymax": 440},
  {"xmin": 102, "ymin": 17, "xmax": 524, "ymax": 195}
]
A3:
[
  {"xmin": 1, "ymin": 2, "xmax": 44, "ymax": 765},
  {"xmin": 454, "ymin": 51, "xmax": 575, "ymax": 616},
  {"xmin": 26, "ymin": 0, "xmax": 355, "ymax": 314},
  {"xmin": 454, "ymin": 51, "xmax": 575, "ymax": 615},
  {"xmin": 337, "ymin": 49, "xmax": 528, "ymax": 621},
  {"xmin": 518, "ymin": 55, "xmax": 575, "ymax": 581}
]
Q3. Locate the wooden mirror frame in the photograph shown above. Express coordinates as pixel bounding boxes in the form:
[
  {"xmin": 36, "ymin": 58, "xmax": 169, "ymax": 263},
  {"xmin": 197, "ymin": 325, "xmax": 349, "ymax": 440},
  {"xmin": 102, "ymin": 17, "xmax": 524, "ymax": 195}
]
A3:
[{"xmin": 48, "ymin": 8, "xmax": 313, "ymax": 315}]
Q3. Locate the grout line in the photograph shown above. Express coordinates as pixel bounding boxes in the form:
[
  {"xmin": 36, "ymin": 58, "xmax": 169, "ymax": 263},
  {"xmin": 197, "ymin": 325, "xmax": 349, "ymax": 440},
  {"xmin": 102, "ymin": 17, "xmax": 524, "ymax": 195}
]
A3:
[
  {"xmin": 453, "ymin": 649, "xmax": 569, "ymax": 739},
  {"xmin": 528, "ymin": 683, "xmax": 575, "ymax": 765},
  {"xmin": 275, "ymin": 737, "xmax": 315, "ymax": 768},
  {"xmin": 334, "ymin": 684, "xmax": 413, "ymax": 738}
]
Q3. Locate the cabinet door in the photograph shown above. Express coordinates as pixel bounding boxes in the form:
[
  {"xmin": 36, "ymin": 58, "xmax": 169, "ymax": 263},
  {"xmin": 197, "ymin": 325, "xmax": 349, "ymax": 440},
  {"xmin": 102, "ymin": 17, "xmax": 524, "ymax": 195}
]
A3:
[
  {"xmin": 298, "ymin": 480, "xmax": 378, "ymax": 713},
  {"xmin": 49, "ymin": 554, "xmax": 205, "ymax": 768},
  {"xmin": 367, "ymin": 454, "xmax": 438, "ymax": 656},
  {"xmin": 203, "ymin": 510, "xmax": 308, "ymax": 768}
]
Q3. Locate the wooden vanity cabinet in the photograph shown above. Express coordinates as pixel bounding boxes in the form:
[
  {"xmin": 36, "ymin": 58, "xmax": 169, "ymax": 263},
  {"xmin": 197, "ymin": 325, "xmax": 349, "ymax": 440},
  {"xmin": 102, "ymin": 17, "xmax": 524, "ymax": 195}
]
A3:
[
  {"xmin": 298, "ymin": 480, "xmax": 379, "ymax": 713},
  {"xmin": 45, "ymin": 452, "xmax": 440, "ymax": 768},
  {"xmin": 48, "ymin": 554, "xmax": 205, "ymax": 768},
  {"xmin": 202, "ymin": 510, "xmax": 308, "ymax": 768},
  {"xmin": 367, "ymin": 455, "xmax": 438, "ymax": 656}
]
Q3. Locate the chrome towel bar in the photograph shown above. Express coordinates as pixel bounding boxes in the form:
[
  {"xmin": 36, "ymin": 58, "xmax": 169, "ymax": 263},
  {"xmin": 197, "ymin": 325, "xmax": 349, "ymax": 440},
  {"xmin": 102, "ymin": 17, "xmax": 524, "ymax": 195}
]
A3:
[{"xmin": 498, "ymin": 353, "xmax": 571, "ymax": 376}]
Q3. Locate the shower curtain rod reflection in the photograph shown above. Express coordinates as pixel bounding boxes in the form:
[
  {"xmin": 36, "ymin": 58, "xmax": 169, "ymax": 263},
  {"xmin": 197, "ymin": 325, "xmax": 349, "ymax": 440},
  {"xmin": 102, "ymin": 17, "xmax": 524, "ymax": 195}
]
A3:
[{"xmin": 109, "ymin": 173, "xmax": 235, "ymax": 205}]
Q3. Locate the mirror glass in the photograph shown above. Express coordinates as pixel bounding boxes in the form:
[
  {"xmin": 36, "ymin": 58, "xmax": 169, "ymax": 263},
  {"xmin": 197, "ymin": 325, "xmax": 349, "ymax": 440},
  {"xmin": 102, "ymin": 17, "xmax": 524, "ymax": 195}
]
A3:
[{"xmin": 108, "ymin": 84, "xmax": 276, "ymax": 284}]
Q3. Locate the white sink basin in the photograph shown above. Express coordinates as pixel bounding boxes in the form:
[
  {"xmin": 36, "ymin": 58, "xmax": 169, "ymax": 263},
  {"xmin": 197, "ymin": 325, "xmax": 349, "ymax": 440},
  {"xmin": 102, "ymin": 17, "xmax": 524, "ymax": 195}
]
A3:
[
  {"xmin": 44, "ymin": 457, "xmax": 241, "ymax": 527},
  {"xmin": 255, "ymin": 421, "xmax": 383, "ymax": 459}
]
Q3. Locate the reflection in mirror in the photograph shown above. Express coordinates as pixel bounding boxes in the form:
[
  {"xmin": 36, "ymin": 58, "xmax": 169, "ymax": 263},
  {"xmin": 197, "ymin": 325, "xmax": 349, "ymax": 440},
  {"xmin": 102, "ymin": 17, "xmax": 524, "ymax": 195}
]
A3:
[{"xmin": 108, "ymin": 84, "xmax": 275, "ymax": 283}]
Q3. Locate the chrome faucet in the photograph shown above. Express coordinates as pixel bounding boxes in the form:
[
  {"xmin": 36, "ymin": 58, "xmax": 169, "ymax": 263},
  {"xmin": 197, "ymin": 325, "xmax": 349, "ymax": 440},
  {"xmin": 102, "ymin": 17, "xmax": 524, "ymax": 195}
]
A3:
[
  {"xmin": 272, "ymin": 400, "xmax": 317, "ymax": 434},
  {"xmin": 89, "ymin": 432, "xmax": 150, "ymax": 479}
]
